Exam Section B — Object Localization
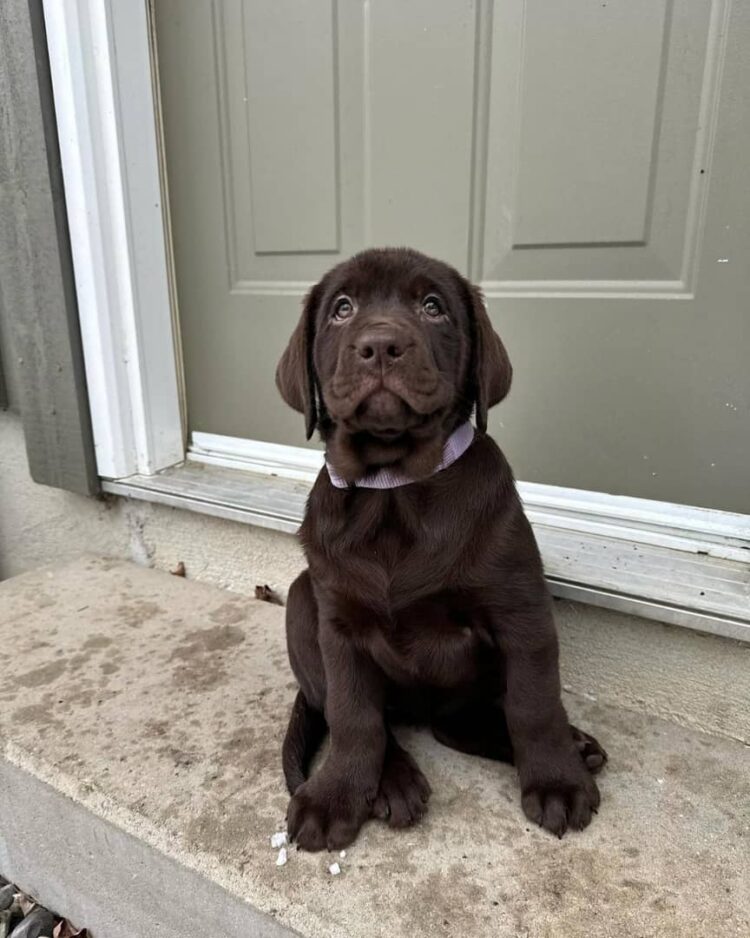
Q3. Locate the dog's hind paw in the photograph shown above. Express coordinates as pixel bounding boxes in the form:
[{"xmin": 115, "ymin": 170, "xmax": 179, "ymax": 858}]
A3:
[
  {"xmin": 372, "ymin": 738, "xmax": 431, "ymax": 828},
  {"xmin": 570, "ymin": 724, "xmax": 608, "ymax": 775}
]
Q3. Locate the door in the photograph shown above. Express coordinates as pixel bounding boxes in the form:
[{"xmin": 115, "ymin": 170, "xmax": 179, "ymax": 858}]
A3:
[{"xmin": 153, "ymin": 0, "xmax": 749, "ymax": 513}]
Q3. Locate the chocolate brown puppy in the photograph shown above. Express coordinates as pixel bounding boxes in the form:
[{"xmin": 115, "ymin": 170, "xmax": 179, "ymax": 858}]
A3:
[{"xmin": 276, "ymin": 247, "xmax": 606, "ymax": 851}]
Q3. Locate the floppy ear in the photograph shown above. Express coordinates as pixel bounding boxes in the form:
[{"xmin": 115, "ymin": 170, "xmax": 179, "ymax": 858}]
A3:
[
  {"xmin": 467, "ymin": 284, "xmax": 512, "ymax": 432},
  {"xmin": 275, "ymin": 284, "xmax": 321, "ymax": 440}
]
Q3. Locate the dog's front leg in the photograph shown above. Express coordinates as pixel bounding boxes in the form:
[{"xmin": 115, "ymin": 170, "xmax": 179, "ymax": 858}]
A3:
[
  {"xmin": 287, "ymin": 614, "xmax": 386, "ymax": 851},
  {"xmin": 496, "ymin": 604, "xmax": 600, "ymax": 838}
]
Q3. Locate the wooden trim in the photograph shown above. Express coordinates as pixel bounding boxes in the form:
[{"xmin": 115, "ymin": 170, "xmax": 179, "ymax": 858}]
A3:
[{"xmin": 0, "ymin": 0, "xmax": 98, "ymax": 495}]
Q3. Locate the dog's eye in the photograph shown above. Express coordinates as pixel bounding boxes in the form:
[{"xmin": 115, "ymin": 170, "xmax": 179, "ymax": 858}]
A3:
[
  {"xmin": 422, "ymin": 295, "xmax": 443, "ymax": 318},
  {"xmin": 332, "ymin": 296, "xmax": 354, "ymax": 321}
]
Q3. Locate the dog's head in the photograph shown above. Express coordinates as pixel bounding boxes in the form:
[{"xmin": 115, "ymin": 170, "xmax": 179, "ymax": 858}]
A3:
[{"xmin": 276, "ymin": 248, "xmax": 512, "ymax": 482}]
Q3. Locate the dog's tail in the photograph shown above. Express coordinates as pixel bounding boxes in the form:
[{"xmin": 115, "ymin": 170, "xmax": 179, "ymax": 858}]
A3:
[{"xmin": 282, "ymin": 690, "xmax": 328, "ymax": 794}]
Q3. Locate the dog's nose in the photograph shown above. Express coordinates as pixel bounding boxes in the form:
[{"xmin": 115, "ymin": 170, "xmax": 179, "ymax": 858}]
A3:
[{"xmin": 355, "ymin": 330, "xmax": 406, "ymax": 363}]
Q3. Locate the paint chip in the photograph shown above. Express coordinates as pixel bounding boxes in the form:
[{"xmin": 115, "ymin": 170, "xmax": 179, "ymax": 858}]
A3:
[
  {"xmin": 271, "ymin": 831, "xmax": 287, "ymax": 849},
  {"xmin": 329, "ymin": 862, "xmax": 341, "ymax": 876}
]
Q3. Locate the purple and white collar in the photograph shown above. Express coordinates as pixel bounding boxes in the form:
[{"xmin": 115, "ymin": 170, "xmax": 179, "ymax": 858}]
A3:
[{"xmin": 326, "ymin": 421, "xmax": 475, "ymax": 490}]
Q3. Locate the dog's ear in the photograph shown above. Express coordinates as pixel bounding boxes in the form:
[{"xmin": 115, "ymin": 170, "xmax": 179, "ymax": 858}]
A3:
[
  {"xmin": 467, "ymin": 284, "xmax": 512, "ymax": 432},
  {"xmin": 276, "ymin": 284, "xmax": 321, "ymax": 440}
]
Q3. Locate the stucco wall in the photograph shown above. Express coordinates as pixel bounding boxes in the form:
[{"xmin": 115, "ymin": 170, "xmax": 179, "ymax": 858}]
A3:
[
  {"xmin": 2, "ymin": 411, "xmax": 748, "ymax": 742},
  {"xmin": 0, "ymin": 412, "xmax": 304, "ymax": 592}
]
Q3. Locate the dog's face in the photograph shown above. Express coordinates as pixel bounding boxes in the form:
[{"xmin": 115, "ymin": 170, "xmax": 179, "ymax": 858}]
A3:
[{"xmin": 276, "ymin": 248, "xmax": 512, "ymax": 482}]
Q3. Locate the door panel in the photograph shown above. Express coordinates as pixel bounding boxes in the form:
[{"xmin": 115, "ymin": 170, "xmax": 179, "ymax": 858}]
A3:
[
  {"xmin": 240, "ymin": 1, "xmax": 338, "ymax": 254},
  {"xmin": 483, "ymin": 0, "xmax": 714, "ymax": 288},
  {"xmin": 364, "ymin": 0, "xmax": 477, "ymax": 266},
  {"xmin": 511, "ymin": 0, "xmax": 667, "ymax": 248},
  {"xmin": 154, "ymin": 0, "xmax": 749, "ymax": 512},
  {"xmin": 219, "ymin": 0, "xmax": 339, "ymax": 267},
  {"xmin": 212, "ymin": 0, "xmax": 478, "ymax": 287}
]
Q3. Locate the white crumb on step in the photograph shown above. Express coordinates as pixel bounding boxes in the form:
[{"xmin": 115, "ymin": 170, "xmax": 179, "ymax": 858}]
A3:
[
  {"xmin": 328, "ymin": 862, "xmax": 341, "ymax": 876},
  {"xmin": 276, "ymin": 847, "xmax": 288, "ymax": 866},
  {"xmin": 657, "ymin": 778, "xmax": 664, "ymax": 784},
  {"xmin": 339, "ymin": 850, "xmax": 346, "ymax": 859},
  {"xmin": 271, "ymin": 831, "xmax": 288, "ymax": 848}
]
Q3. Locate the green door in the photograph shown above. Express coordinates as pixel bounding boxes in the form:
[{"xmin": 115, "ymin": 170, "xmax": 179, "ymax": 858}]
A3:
[{"xmin": 154, "ymin": 0, "xmax": 749, "ymax": 512}]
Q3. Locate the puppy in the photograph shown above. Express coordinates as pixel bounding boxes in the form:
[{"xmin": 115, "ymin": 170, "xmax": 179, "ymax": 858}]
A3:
[{"xmin": 276, "ymin": 247, "xmax": 606, "ymax": 851}]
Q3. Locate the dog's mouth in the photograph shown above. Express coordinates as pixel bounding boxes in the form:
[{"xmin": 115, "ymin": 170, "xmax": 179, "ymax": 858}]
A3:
[
  {"xmin": 325, "ymin": 369, "xmax": 452, "ymax": 428},
  {"xmin": 322, "ymin": 383, "xmax": 452, "ymax": 482},
  {"xmin": 321, "ymin": 360, "xmax": 455, "ymax": 481},
  {"xmin": 347, "ymin": 389, "xmax": 433, "ymax": 440}
]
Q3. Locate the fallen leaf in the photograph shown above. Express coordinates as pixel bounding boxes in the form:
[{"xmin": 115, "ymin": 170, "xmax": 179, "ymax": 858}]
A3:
[
  {"xmin": 54, "ymin": 919, "xmax": 88, "ymax": 937},
  {"xmin": 18, "ymin": 894, "xmax": 36, "ymax": 917},
  {"xmin": 170, "ymin": 561, "xmax": 186, "ymax": 577},
  {"xmin": 255, "ymin": 584, "xmax": 284, "ymax": 606}
]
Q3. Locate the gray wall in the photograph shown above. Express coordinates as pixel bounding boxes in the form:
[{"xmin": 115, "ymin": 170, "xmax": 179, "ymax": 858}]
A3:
[
  {"xmin": 0, "ymin": 410, "xmax": 303, "ymax": 593},
  {"xmin": 0, "ymin": 0, "xmax": 97, "ymax": 495}
]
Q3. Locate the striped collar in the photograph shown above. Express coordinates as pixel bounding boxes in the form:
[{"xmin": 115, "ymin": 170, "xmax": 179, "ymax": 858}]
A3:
[{"xmin": 326, "ymin": 421, "xmax": 475, "ymax": 490}]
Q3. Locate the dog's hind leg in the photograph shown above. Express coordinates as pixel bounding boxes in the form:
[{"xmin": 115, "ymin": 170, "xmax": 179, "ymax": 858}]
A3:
[
  {"xmin": 371, "ymin": 730, "xmax": 431, "ymax": 828},
  {"xmin": 283, "ymin": 690, "xmax": 327, "ymax": 794},
  {"xmin": 431, "ymin": 697, "xmax": 607, "ymax": 774},
  {"xmin": 282, "ymin": 570, "xmax": 327, "ymax": 793},
  {"xmin": 285, "ymin": 570, "xmax": 325, "ymax": 702},
  {"xmin": 431, "ymin": 696, "xmax": 515, "ymax": 763}
]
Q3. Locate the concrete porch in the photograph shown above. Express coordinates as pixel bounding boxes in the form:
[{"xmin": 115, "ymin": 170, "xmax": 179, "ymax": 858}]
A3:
[{"xmin": 0, "ymin": 556, "xmax": 748, "ymax": 938}]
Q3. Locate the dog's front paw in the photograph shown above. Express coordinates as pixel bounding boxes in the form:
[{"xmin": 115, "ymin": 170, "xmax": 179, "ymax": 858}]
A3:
[
  {"xmin": 520, "ymin": 753, "xmax": 600, "ymax": 837},
  {"xmin": 287, "ymin": 772, "xmax": 375, "ymax": 852}
]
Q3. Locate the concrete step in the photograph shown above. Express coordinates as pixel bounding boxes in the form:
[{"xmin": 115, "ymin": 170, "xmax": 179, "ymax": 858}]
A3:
[{"xmin": 0, "ymin": 557, "xmax": 748, "ymax": 938}]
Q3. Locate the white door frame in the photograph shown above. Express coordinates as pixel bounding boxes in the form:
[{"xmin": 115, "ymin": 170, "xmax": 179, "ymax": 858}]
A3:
[{"xmin": 42, "ymin": 0, "xmax": 183, "ymax": 479}]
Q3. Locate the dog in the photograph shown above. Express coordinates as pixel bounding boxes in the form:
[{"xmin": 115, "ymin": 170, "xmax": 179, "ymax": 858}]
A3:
[{"xmin": 276, "ymin": 247, "xmax": 606, "ymax": 851}]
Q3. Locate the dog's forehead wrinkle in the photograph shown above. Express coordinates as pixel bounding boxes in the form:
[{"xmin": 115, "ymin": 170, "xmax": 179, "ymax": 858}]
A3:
[{"xmin": 329, "ymin": 249, "xmax": 456, "ymax": 298}]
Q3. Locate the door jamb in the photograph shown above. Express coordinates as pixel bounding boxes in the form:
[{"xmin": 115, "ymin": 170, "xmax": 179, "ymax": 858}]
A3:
[{"xmin": 42, "ymin": 0, "xmax": 183, "ymax": 478}]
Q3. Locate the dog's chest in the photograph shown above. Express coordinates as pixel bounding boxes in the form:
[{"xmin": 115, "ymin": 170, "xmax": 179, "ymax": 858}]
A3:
[
  {"xmin": 342, "ymin": 534, "xmax": 486, "ymax": 686},
  {"xmin": 319, "ymin": 491, "xmax": 477, "ymax": 611},
  {"xmin": 366, "ymin": 588, "xmax": 485, "ymax": 687},
  {"xmin": 313, "ymin": 493, "xmax": 492, "ymax": 686}
]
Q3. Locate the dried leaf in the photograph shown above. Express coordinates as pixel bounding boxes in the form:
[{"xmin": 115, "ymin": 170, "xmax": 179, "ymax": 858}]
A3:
[
  {"xmin": 170, "ymin": 561, "xmax": 186, "ymax": 577},
  {"xmin": 255, "ymin": 584, "xmax": 284, "ymax": 606},
  {"xmin": 54, "ymin": 919, "xmax": 87, "ymax": 937},
  {"xmin": 18, "ymin": 894, "xmax": 36, "ymax": 917}
]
